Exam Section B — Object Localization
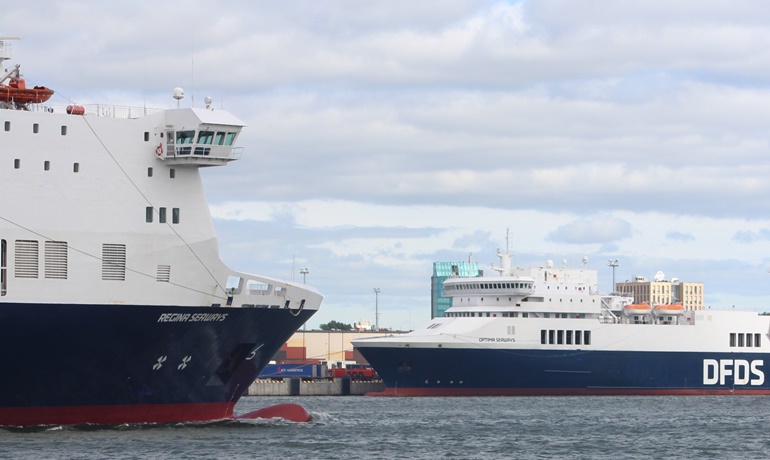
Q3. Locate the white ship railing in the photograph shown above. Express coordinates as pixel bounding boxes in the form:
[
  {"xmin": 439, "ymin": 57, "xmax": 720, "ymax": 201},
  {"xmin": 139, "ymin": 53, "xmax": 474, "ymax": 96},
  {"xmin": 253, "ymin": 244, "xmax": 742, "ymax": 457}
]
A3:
[{"xmin": 27, "ymin": 104, "xmax": 163, "ymax": 119}]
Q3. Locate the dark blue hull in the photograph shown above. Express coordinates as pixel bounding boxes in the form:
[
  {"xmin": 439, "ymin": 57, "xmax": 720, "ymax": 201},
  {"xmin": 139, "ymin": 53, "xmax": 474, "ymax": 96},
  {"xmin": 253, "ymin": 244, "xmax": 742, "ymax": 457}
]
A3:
[
  {"xmin": 0, "ymin": 303, "xmax": 314, "ymax": 425},
  {"xmin": 356, "ymin": 346, "xmax": 770, "ymax": 396}
]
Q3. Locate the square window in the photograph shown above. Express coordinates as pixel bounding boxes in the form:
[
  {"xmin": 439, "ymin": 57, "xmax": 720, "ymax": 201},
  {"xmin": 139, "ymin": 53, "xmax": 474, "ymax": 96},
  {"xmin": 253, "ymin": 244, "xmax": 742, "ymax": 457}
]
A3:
[
  {"xmin": 146, "ymin": 207, "xmax": 153, "ymax": 223},
  {"xmin": 172, "ymin": 208, "xmax": 179, "ymax": 224},
  {"xmin": 159, "ymin": 207, "xmax": 166, "ymax": 223},
  {"xmin": 61, "ymin": 125, "xmax": 67, "ymax": 135}
]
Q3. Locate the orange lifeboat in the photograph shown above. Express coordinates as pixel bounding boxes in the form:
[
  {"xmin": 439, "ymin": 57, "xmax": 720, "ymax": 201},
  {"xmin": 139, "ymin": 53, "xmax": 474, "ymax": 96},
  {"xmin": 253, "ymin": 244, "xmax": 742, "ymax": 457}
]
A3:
[
  {"xmin": 624, "ymin": 303, "xmax": 651, "ymax": 315},
  {"xmin": 0, "ymin": 77, "xmax": 54, "ymax": 105},
  {"xmin": 653, "ymin": 303, "xmax": 684, "ymax": 316}
]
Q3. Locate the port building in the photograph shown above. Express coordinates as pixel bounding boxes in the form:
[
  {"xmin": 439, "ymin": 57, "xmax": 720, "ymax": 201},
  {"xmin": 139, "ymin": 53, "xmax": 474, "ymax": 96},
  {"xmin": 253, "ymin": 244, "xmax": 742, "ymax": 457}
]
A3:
[
  {"xmin": 615, "ymin": 272, "xmax": 704, "ymax": 310},
  {"xmin": 431, "ymin": 261, "xmax": 479, "ymax": 318}
]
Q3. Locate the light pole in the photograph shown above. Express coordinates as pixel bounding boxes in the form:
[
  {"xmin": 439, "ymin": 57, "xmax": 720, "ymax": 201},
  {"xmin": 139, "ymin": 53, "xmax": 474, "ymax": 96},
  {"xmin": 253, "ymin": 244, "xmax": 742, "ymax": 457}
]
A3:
[
  {"xmin": 608, "ymin": 259, "xmax": 619, "ymax": 293},
  {"xmin": 300, "ymin": 267, "xmax": 309, "ymax": 284},
  {"xmin": 373, "ymin": 288, "xmax": 380, "ymax": 331}
]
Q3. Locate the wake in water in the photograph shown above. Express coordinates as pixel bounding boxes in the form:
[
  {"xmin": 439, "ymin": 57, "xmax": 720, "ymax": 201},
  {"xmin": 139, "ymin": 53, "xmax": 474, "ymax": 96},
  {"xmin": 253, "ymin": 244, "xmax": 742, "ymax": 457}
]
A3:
[{"xmin": 0, "ymin": 410, "xmax": 332, "ymax": 433}]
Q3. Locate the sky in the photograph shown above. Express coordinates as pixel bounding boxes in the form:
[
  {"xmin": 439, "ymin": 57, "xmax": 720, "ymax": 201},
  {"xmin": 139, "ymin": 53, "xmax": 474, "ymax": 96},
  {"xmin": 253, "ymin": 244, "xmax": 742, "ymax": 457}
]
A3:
[{"xmin": 5, "ymin": 1, "xmax": 770, "ymax": 330}]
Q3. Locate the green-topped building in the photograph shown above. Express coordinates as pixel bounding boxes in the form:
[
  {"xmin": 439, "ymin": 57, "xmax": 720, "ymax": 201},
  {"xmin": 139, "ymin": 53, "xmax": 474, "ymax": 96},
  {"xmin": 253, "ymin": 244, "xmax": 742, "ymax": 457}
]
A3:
[{"xmin": 431, "ymin": 261, "xmax": 481, "ymax": 318}]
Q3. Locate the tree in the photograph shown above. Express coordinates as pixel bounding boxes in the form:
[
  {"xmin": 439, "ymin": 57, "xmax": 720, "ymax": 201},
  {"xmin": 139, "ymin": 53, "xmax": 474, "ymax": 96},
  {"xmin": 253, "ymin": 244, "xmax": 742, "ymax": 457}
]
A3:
[{"xmin": 319, "ymin": 320, "xmax": 353, "ymax": 331}]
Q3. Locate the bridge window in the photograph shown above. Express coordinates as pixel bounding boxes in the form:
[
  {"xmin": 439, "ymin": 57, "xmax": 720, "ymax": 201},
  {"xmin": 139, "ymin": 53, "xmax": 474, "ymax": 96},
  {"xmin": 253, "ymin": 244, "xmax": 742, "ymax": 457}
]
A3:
[
  {"xmin": 225, "ymin": 132, "xmax": 236, "ymax": 145},
  {"xmin": 176, "ymin": 130, "xmax": 195, "ymax": 145},
  {"xmin": 198, "ymin": 131, "xmax": 214, "ymax": 144}
]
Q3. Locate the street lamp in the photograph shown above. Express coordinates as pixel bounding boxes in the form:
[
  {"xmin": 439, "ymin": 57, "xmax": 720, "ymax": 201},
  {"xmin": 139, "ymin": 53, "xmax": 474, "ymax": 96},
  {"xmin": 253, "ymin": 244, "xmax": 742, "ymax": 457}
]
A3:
[
  {"xmin": 373, "ymin": 288, "xmax": 380, "ymax": 331},
  {"xmin": 608, "ymin": 259, "xmax": 619, "ymax": 293},
  {"xmin": 300, "ymin": 267, "xmax": 309, "ymax": 284}
]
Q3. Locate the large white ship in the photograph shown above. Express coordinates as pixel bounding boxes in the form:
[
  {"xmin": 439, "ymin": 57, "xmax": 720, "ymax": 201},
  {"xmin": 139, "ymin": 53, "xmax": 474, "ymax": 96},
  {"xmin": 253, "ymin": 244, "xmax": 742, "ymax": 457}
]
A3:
[
  {"xmin": 353, "ymin": 237, "xmax": 768, "ymax": 395},
  {"xmin": 0, "ymin": 39, "xmax": 321, "ymax": 425}
]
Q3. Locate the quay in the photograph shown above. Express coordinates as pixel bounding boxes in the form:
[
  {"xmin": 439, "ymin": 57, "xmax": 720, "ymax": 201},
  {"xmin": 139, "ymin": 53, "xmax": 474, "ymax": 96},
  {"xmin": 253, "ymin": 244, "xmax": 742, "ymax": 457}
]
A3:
[{"xmin": 248, "ymin": 377, "xmax": 385, "ymax": 396}]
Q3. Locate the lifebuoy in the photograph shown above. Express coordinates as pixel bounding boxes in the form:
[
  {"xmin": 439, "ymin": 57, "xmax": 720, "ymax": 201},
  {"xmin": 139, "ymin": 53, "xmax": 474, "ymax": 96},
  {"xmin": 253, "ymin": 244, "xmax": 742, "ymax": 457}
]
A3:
[{"xmin": 155, "ymin": 143, "xmax": 163, "ymax": 156}]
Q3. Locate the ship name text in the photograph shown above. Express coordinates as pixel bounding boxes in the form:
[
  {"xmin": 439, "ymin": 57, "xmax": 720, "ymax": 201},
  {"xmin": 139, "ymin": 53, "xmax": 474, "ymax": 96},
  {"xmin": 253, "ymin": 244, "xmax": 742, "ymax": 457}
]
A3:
[
  {"xmin": 702, "ymin": 359, "xmax": 764, "ymax": 386},
  {"xmin": 157, "ymin": 313, "xmax": 229, "ymax": 323}
]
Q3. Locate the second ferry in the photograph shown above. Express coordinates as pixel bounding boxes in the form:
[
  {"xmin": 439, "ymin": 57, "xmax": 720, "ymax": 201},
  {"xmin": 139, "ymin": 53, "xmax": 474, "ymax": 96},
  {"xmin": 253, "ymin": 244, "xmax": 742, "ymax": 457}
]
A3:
[{"xmin": 353, "ymin": 237, "xmax": 769, "ymax": 395}]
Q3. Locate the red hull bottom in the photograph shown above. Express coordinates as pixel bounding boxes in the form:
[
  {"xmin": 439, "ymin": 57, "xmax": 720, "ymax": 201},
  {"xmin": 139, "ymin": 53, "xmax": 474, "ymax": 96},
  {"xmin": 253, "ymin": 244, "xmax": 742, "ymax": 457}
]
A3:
[
  {"xmin": 367, "ymin": 387, "xmax": 770, "ymax": 396},
  {"xmin": 0, "ymin": 402, "xmax": 235, "ymax": 426}
]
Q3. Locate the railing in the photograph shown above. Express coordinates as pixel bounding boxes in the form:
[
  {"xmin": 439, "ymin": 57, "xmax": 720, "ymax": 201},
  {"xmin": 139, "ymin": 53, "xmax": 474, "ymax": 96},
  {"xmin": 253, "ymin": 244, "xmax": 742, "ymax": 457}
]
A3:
[{"xmin": 27, "ymin": 103, "xmax": 163, "ymax": 119}]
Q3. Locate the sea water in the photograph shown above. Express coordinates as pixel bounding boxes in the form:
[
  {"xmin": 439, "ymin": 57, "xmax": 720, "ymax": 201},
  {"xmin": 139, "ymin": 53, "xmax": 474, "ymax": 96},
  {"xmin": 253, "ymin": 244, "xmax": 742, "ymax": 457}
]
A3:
[{"xmin": 1, "ymin": 395, "xmax": 768, "ymax": 459}]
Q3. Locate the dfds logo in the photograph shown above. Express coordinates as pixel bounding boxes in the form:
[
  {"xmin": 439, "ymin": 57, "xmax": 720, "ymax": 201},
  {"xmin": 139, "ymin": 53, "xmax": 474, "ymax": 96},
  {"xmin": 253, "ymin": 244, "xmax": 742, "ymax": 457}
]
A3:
[{"xmin": 703, "ymin": 359, "xmax": 764, "ymax": 385}]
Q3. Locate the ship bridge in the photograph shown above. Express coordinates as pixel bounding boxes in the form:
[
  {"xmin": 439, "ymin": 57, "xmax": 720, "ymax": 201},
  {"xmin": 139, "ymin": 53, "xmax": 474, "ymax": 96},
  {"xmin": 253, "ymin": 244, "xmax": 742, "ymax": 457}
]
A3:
[{"xmin": 155, "ymin": 107, "xmax": 245, "ymax": 167}]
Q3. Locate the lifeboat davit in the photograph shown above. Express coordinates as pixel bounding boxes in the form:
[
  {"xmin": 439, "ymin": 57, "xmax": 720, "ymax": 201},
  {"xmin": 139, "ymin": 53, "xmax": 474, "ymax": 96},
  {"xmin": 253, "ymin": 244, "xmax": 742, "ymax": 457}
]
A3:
[
  {"xmin": 624, "ymin": 303, "xmax": 651, "ymax": 315},
  {"xmin": 1, "ymin": 77, "xmax": 54, "ymax": 105},
  {"xmin": 653, "ymin": 303, "xmax": 684, "ymax": 316}
]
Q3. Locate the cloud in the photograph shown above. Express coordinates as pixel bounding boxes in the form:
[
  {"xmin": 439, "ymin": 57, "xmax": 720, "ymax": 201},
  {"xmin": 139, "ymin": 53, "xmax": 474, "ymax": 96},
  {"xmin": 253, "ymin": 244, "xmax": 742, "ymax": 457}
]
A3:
[
  {"xmin": 733, "ymin": 228, "xmax": 770, "ymax": 244},
  {"xmin": 666, "ymin": 231, "xmax": 695, "ymax": 242},
  {"xmin": 547, "ymin": 216, "xmax": 632, "ymax": 245}
]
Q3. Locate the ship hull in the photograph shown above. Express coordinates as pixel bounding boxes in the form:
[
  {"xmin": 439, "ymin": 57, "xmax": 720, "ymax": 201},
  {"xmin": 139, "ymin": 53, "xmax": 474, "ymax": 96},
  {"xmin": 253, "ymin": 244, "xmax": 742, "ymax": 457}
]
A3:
[
  {"xmin": 357, "ymin": 346, "xmax": 770, "ymax": 396},
  {"xmin": 0, "ymin": 303, "xmax": 315, "ymax": 425}
]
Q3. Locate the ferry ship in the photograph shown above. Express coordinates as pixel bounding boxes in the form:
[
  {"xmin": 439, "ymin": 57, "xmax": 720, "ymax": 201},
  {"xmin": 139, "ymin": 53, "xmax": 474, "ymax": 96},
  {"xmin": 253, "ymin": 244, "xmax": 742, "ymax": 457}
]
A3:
[
  {"xmin": 353, "ymin": 239, "xmax": 770, "ymax": 396},
  {"xmin": 0, "ymin": 39, "xmax": 321, "ymax": 425}
]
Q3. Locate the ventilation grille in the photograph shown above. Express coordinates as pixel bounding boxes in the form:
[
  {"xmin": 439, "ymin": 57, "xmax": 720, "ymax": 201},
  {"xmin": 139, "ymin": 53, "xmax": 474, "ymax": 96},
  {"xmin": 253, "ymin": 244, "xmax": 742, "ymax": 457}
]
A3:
[
  {"xmin": 156, "ymin": 265, "xmax": 171, "ymax": 282},
  {"xmin": 14, "ymin": 240, "xmax": 39, "ymax": 278},
  {"xmin": 44, "ymin": 241, "xmax": 68, "ymax": 279},
  {"xmin": 102, "ymin": 243, "xmax": 126, "ymax": 281}
]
